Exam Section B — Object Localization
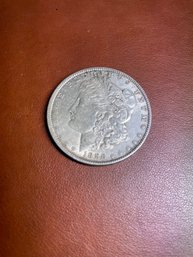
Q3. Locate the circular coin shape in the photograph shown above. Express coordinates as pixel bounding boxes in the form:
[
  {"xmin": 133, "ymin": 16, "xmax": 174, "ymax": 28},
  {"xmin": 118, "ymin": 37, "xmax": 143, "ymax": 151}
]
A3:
[{"xmin": 47, "ymin": 67, "xmax": 152, "ymax": 165}]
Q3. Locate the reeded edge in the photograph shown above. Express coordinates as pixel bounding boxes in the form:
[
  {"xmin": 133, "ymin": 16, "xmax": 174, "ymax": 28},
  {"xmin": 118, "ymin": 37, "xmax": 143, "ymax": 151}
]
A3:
[{"xmin": 47, "ymin": 67, "xmax": 152, "ymax": 166}]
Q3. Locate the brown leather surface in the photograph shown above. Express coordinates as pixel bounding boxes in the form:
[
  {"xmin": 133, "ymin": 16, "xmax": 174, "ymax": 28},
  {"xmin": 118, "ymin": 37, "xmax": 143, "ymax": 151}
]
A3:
[{"xmin": 1, "ymin": 1, "xmax": 193, "ymax": 256}]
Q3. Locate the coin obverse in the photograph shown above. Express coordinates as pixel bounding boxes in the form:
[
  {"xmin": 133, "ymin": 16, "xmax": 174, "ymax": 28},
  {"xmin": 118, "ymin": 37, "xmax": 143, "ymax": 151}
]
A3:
[{"xmin": 47, "ymin": 67, "xmax": 152, "ymax": 165}]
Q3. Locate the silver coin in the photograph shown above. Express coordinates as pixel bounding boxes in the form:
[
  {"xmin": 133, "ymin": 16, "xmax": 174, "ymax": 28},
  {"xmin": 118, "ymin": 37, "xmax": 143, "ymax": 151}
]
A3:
[{"xmin": 47, "ymin": 67, "xmax": 152, "ymax": 165}]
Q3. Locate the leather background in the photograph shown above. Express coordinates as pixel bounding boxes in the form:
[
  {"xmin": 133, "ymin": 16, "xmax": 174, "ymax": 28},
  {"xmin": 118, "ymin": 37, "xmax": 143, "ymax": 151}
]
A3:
[{"xmin": 1, "ymin": 1, "xmax": 193, "ymax": 256}]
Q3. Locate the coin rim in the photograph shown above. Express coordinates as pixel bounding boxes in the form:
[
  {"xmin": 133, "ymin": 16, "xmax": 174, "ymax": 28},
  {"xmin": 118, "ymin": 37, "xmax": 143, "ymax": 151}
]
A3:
[{"xmin": 47, "ymin": 67, "xmax": 152, "ymax": 166}]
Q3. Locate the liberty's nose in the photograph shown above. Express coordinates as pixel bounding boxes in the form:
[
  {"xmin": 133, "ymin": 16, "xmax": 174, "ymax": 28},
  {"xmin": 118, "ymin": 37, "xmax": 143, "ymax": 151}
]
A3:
[{"xmin": 69, "ymin": 97, "xmax": 80, "ymax": 118}]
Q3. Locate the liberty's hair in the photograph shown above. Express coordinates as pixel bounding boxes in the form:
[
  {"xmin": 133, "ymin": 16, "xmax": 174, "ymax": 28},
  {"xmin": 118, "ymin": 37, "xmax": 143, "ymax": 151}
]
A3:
[{"xmin": 77, "ymin": 76, "xmax": 136, "ymax": 150}]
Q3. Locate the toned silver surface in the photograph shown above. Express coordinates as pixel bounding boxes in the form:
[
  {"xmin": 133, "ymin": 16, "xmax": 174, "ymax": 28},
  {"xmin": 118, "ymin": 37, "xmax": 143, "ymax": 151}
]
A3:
[{"xmin": 47, "ymin": 67, "xmax": 152, "ymax": 165}]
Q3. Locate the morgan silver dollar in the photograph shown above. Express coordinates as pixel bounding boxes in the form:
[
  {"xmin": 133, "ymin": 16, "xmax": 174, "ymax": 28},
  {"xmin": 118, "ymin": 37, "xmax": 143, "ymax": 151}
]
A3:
[{"xmin": 47, "ymin": 67, "xmax": 152, "ymax": 165}]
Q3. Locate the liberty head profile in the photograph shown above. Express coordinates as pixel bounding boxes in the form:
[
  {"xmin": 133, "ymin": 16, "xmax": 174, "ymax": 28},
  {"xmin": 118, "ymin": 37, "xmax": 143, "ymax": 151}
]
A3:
[{"xmin": 68, "ymin": 76, "xmax": 136, "ymax": 151}]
